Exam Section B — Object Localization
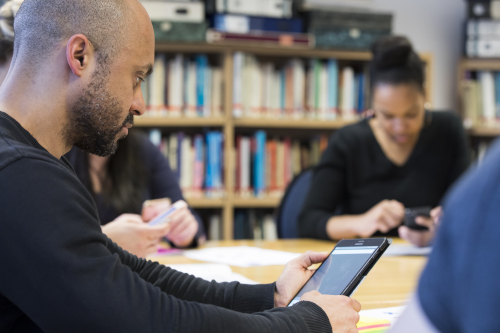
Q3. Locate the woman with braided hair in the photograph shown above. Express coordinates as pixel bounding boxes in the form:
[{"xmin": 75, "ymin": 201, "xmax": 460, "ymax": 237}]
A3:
[{"xmin": 298, "ymin": 36, "xmax": 470, "ymax": 247}]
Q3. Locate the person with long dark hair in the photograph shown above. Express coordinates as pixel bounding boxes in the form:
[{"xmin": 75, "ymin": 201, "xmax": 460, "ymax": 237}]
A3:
[
  {"xmin": 298, "ymin": 36, "xmax": 470, "ymax": 247},
  {"xmin": 65, "ymin": 131, "xmax": 206, "ymax": 257}
]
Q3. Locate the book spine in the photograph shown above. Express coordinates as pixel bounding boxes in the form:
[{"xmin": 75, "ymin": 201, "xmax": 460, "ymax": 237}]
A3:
[
  {"xmin": 204, "ymin": 65, "xmax": 212, "ymax": 117},
  {"xmin": 313, "ymin": 59, "xmax": 320, "ymax": 118},
  {"xmin": 193, "ymin": 135, "xmax": 204, "ymax": 192},
  {"xmin": 211, "ymin": 67, "xmax": 223, "ymax": 117},
  {"xmin": 241, "ymin": 137, "xmax": 251, "ymax": 193},
  {"xmin": 182, "ymin": 57, "xmax": 189, "ymax": 115},
  {"xmin": 180, "ymin": 136, "xmax": 192, "ymax": 191},
  {"xmin": 357, "ymin": 73, "xmax": 365, "ymax": 114},
  {"xmin": 341, "ymin": 67, "xmax": 355, "ymax": 119},
  {"xmin": 213, "ymin": 14, "xmax": 303, "ymax": 33},
  {"xmin": 279, "ymin": 68, "xmax": 286, "ymax": 117},
  {"xmin": 233, "ymin": 52, "xmax": 244, "ymax": 117},
  {"xmin": 480, "ymin": 71, "xmax": 496, "ymax": 124},
  {"xmin": 327, "ymin": 59, "xmax": 339, "ymax": 119},
  {"xmin": 319, "ymin": 61, "xmax": 328, "ymax": 120},
  {"xmin": 195, "ymin": 55, "xmax": 208, "ymax": 117},
  {"xmin": 151, "ymin": 54, "xmax": 167, "ymax": 117},
  {"xmin": 253, "ymin": 130, "xmax": 267, "ymax": 196}
]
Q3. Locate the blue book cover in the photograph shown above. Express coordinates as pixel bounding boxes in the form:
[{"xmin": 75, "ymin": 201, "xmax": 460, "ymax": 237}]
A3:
[
  {"xmin": 495, "ymin": 72, "xmax": 500, "ymax": 118},
  {"xmin": 327, "ymin": 59, "xmax": 338, "ymax": 112},
  {"xmin": 205, "ymin": 131, "xmax": 223, "ymax": 191},
  {"xmin": 214, "ymin": 132, "xmax": 222, "ymax": 189},
  {"xmin": 253, "ymin": 130, "xmax": 267, "ymax": 196},
  {"xmin": 280, "ymin": 69, "xmax": 286, "ymax": 111},
  {"xmin": 357, "ymin": 73, "xmax": 365, "ymax": 113},
  {"xmin": 213, "ymin": 14, "xmax": 303, "ymax": 34},
  {"xmin": 195, "ymin": 55, "xmax": 208, "ymax": 117},
  {"xmin": 205, "ymin": 132, "xmax": 213, "ymax": 189}
]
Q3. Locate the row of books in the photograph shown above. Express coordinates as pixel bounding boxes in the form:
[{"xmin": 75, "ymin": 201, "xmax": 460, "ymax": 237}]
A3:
[
  {"xmin": 234, "ymin": 210, "xmax": 278, "ymax": 240},
  {"xmin": 142, "ymin": 54, "xmax": 224, "ymax": 118},
  {"xmin": 207, "ymin": 210, "xmax": 279, "ymax": 241},
  {"xmin": 461, "ymin": 71, "xmax": 500, "ymax": 128},
  {"xmin": 149, "ymin": 130, "xmax": 225, "ymax": 197},
  {"xmin": 232, "ymin": 52, "xmax": 367, "ymax": 120},
  {"xmin": 236, "ymin": 131, "xmax": 329, "ymax": 197}
]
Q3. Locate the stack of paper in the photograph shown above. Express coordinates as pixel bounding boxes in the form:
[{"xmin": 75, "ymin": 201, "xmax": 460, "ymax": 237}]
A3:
[
  {"xmin": 167, "ymin": 263, "xmax": 257, "ymax": 284},
  {"xmin": 183, "ymin": 246, "xmax": 301, "ymax": 267}
]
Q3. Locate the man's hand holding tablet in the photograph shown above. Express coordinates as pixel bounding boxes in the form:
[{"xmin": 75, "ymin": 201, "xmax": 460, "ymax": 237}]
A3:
[{"xmin": 274, "ymin": 251, "xmax": 362, "ymax": 333}]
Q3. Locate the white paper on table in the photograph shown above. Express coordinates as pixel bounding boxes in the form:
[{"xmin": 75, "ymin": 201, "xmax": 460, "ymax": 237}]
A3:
[
  {"xmin": 183, "ymin": 246, "xmax": 301, "ymax": 267},
  {"xmin": 167, "ymin": 263, "xmax": 257, "ymax": 284},
  {"xmin": 359, "ymin": 306, "xmax": 406, "ymax": 326},
  {"xmin": 383, "ymin": 244, "xmax": 432, "ymax": 256}
]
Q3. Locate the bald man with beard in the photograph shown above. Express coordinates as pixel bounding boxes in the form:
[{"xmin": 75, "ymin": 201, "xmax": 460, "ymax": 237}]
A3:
[{"xmin": 0, "ymin": 0, "xmax": 361, "ymax": 332}]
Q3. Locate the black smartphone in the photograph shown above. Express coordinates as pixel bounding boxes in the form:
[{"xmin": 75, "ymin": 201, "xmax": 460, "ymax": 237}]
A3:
[
  {"xmin": 403, "ymin": 206, "xmax": 432, "ymax": 231},
  {"xmin": 287, "ymin": 238, "xmax": 392, "ymax": 307}
]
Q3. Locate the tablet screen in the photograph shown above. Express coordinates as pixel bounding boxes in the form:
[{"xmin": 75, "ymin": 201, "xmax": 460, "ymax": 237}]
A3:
[{"xmin": 288, "ymin": 245, "xmax": 377, "ymax": 306}]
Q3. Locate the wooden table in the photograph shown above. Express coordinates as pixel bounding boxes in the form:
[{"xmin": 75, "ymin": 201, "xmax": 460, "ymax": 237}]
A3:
[{"xmin": 151, "ymin": 239, "xmax": 427, "ymax": 310}]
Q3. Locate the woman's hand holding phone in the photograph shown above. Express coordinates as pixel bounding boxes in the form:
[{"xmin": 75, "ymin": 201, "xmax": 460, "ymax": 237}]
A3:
[
  {"xmin": 357, "ymin": 200, "xmax": 405, "ymax": 237},
  {"xmin": 399, "ymin": 206, "xmax": 442, "ymax": 247}
]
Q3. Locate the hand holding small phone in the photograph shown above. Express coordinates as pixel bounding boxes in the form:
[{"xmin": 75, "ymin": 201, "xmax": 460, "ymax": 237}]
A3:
[
  {"xmin": 403, "ymin": 206, "xmax": 432, "ymax": 231},
  {"xmin": 147, "ymin": 200, "xmax": 188, "ymax": 226},
  {"xmin": 399, "ymin": 206, "xmax": 442, "ymax": 247}
]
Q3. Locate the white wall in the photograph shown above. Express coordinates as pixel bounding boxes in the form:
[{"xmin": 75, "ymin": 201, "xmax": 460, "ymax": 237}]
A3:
[{"xmin": 308, "ymin": 0, "xmax": 467, "ymax": 110}]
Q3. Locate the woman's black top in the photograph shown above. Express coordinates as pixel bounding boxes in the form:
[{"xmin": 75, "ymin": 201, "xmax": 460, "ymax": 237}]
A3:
[{"xmin": 298, "ymin": 111, "xmax": 470, "ymax": 240}]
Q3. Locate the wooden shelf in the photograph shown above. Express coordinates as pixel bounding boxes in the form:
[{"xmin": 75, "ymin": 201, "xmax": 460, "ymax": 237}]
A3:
[
  {"xmin": 460, "ymin": 58, "xmax": 500, "ymax": 71},
  {"xmin": 467, "ymin": 126, "xmax": 500, "ymax": 137},
  {"xmin": 134, "ymin": 116, "xmax": 226, "ymax": 127},
  {"xmin": 186, "ymin": 197, "xmax": 226, "ymax": 208},
  {"xmin": 155, "ymin": 42, "xmax": 433, "ymax": 65},
  {"xmin": 234, "ymin": 117, "xmax": 356, "ymax": 129},
  {"xmin": 232, "ymin": 196, "xmax": 282, "ymax": 208}
]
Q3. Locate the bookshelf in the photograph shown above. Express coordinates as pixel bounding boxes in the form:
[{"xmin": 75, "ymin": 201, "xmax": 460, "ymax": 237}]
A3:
[
  {"xmin": 138, "ymin": 42, "xmax": 434, "ymax": 240},
  {"xmin": 458, "ymin": 58, "xmax": 500, "ymax": 138}
]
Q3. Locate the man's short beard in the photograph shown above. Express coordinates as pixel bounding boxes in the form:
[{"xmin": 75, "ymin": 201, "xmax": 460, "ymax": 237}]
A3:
[{"xmin": 65, "ymin": 61, "xmax": 132, "ymax": 157}]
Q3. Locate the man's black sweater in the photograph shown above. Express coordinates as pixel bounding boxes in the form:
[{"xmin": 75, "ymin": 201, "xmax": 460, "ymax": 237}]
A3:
[{"xmin": 0, "ymin": 111, "xmax": 331, "ymax": 333}]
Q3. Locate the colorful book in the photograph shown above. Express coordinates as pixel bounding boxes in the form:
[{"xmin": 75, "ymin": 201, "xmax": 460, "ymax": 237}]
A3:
[
  {"xmin": 327, "ymin": 59, "xmax": 339, "ymax": 119},
  {"xmin": 253, "ymin": 130, "xmax": 267, "ymax": 196},
  {"xmin": 195, "ymin": 55, "xmax": 208, "ymax": 117},
  {"xmin": 212, "ymin": 14, "xmax": 303, "ymax": 34}
]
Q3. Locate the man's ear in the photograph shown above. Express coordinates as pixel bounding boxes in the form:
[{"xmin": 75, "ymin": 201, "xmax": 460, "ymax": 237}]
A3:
[{"xmin": 66, "ymin": 34, "xmax": 93, "ymax": 77}]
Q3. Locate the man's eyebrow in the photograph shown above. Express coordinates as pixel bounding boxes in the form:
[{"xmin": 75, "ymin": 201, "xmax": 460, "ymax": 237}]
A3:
[{"xmin": 142, "ymin": 64, "xmax": 153, "ymax": 78}]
